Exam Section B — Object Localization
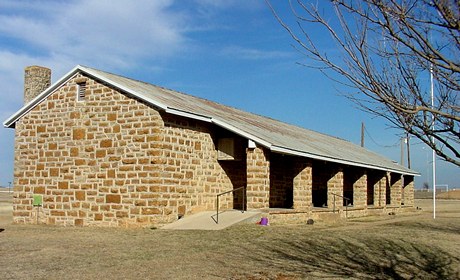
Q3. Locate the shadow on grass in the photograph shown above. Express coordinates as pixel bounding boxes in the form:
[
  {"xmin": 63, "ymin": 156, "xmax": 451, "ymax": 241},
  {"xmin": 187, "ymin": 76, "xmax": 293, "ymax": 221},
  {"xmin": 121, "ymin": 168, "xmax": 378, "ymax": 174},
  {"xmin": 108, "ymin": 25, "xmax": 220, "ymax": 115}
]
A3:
[
  {"xmin": 242, "ymin": 236, "xmax": 460, "ymax": 279},
  {"xmin": 391, "ymin": 220, "xmax": 460, "ymax": 236}
]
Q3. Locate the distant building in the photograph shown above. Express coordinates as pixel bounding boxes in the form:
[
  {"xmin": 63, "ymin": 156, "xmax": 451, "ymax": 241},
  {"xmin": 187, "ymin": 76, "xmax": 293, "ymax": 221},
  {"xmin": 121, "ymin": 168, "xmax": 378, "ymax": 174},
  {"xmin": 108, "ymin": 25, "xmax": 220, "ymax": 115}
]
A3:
[{"xmin": 3, "ymin": 65, "xmax": 419, "ymax": 227}]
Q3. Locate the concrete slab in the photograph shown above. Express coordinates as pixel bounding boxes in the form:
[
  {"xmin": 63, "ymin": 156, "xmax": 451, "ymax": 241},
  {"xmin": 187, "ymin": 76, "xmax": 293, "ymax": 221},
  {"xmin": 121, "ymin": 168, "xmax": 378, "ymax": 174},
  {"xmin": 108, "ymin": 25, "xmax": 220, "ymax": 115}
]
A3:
[{"xmin": 161, "ymin": 210, "xmax": 262, "ymax": 230}]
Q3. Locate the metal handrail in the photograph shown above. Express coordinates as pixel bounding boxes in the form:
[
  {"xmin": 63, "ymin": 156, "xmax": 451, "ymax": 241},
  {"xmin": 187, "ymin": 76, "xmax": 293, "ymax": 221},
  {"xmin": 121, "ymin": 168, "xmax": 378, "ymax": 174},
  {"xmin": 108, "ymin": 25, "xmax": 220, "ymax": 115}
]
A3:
[
  {"xmin": 213, "ymin": 186, "xmax": 245, "ymax": 224},
  {"xmin": 331, "ymin": 192, "xmax": 351, "ymax": 218}
]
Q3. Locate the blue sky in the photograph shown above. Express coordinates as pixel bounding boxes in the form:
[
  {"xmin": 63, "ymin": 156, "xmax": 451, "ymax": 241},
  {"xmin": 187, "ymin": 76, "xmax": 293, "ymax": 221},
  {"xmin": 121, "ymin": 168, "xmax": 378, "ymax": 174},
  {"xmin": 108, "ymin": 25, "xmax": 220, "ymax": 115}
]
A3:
[{"xmin": 0, "ymin": 0, "xmax": 458, "ymax": 189}]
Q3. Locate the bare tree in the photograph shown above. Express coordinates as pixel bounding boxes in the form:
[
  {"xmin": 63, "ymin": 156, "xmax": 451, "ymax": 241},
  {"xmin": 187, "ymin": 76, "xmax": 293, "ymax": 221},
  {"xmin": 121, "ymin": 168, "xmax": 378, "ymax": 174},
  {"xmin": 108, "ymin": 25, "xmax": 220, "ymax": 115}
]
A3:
[{"xmin": 267, "ymin": 0, "xmax": 460, "ymax": 167}]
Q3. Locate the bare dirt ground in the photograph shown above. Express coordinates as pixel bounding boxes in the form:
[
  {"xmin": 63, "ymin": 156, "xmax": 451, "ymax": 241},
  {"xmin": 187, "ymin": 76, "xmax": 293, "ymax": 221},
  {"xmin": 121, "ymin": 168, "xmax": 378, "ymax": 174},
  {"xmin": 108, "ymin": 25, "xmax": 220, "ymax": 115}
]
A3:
[{"xmin": 0, "ymin": 192, "xmax": 459, "ymax": 280}]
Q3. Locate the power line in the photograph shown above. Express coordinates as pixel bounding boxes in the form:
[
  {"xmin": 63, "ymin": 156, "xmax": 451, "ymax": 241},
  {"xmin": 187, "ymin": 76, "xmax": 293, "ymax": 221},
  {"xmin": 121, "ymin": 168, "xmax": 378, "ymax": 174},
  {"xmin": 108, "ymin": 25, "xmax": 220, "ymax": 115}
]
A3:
[{"xmin": 363, "ymin": 126, "xmax": 400, "ymax": 148}]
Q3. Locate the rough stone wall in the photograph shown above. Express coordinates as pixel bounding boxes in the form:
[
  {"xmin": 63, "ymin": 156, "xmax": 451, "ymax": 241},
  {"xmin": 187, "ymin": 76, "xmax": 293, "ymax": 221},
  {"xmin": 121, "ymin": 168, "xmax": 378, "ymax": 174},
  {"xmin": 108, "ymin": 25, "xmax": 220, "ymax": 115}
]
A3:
[
  {"xmin": 327, "ymin": 167, "xmax": 344, "ymax": 212},
  {"xmin": 13, "ymin": 73, "xmax": 234, "ymax": 227},
  {"xmin": 246, "ymin": 146, "xmax": 270, "ymax": 209},
  {"xmin": 367, "ymin": 171, "xmax": 386, "ymax": 207},
  {"xmin": 389, "ymin": 173, "xmax": 402, "ymax": 206},
  {"xmin": 375, "ymin": 174, "xmax": 387, "ymax": 207},
  {"xmin": 292, "ymin": 159, "xmax": 312, "ymax": 210},
  {"xmin": 12, "ymin": 69, "xmax": 416, "ymax": 227},
  {"xmin": 157, "ymin": 114, "xmax": 236, "ymax": 216},
  {"xmin": 24, "ymin": 66, "xmax": 51, "ymax": 104},
  {"xmin": 342, "ymin": 167, "xmax": 368, "ymax": 207},
  {"xmin": 353, "ymin": 172, "xmax": 367, "ymax": 208}
]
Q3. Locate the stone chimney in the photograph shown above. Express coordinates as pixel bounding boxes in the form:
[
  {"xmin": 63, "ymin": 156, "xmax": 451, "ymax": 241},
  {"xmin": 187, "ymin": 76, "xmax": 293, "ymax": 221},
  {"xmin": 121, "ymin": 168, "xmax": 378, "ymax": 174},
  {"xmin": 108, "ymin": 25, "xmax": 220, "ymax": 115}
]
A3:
[{"xmin": 24, "ymin": 66, "xmax": 51, "ymax": 104}]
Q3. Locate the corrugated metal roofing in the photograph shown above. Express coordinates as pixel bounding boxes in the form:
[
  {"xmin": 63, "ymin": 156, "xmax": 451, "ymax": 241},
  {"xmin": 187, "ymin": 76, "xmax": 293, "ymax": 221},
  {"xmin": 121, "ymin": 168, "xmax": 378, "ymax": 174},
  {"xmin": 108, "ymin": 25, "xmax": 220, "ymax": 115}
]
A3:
[{"xmin": 4, "ymin": 65, "xmax": 419, "ymax": 176}]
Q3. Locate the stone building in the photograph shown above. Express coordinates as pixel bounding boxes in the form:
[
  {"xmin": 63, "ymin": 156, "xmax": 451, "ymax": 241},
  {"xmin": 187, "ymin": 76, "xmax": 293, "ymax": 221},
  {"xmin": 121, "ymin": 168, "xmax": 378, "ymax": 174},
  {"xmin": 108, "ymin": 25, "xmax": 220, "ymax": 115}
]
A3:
[{"xmin": 4, "ymin": 65, "xmax": 418, "ymax": 227}]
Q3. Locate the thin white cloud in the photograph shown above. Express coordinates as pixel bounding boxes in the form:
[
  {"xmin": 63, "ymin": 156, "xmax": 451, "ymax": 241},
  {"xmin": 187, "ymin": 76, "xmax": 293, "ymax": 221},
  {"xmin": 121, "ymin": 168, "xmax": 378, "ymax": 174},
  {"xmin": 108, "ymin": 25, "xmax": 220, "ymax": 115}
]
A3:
[
  {"xmin": 0, "ymin": 51, "xmax": 38, "ymax": 108},
  {"xmin": 0, "ymin": 0, "xmax": 195, "ymax": 114},
  {"xmin": 0, "ymin": 0, "xmax": 188, "ymax": 69},
  {"xmin": 221, "ymin": 45, "xmax": 293, "ymax": 60}
]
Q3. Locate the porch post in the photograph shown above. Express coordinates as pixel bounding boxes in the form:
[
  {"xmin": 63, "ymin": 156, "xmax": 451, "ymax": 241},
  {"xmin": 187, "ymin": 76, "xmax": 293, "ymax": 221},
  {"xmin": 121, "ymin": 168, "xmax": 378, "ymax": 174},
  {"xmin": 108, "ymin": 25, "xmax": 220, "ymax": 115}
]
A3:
[
  {"xmin": 374, "ymin": 173, "xmax": 387, "ymax": 207},
  {"xmin": 353, "ymin": 171, "xmax": 367, "ymax": 208},
  {"xmin": 390, "ymin": 173, "xmax": 403, "ymax": 206},
  {"xmin": 246, "ymin": 146, "xmax": 270, "ymax": 209},
  {"xmin": 293, "ymin": 160, "xmax": 312, "ymax": 210},
  {"xmin": 327, "ymin": 168, "xmax": 344, "ymax": 211}
]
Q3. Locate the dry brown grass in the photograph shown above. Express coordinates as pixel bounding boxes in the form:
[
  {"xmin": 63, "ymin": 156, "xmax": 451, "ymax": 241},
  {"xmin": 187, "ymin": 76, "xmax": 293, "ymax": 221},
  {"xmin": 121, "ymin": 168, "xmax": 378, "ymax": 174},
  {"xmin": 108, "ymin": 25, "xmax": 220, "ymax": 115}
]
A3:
[
  {"xmin": 437, "ymin": 190, "xmax": 460, "ymax": 199},
  {"xmin": 0, "ymin": 192, "xmax": 459, "ymax": 279}
]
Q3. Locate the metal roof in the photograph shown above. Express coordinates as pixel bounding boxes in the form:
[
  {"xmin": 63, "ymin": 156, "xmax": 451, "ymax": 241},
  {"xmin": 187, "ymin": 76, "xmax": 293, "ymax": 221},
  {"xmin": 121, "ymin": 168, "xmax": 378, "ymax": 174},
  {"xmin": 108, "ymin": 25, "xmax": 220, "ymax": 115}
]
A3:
[{"xmin": 4, "ymin": 65, "xmax": 419, "ymax": 176}]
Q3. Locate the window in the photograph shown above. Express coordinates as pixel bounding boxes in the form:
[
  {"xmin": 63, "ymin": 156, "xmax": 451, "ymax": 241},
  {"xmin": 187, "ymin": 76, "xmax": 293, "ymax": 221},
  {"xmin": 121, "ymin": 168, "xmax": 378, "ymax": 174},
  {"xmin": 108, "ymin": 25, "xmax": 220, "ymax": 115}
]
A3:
[
  {"xmin": 218, "ymin": 138, "xmax": 234, "ymax": 160},
  {"xmin": 77, "ymin": 83, "xmax": 86, "ymax": 102}
]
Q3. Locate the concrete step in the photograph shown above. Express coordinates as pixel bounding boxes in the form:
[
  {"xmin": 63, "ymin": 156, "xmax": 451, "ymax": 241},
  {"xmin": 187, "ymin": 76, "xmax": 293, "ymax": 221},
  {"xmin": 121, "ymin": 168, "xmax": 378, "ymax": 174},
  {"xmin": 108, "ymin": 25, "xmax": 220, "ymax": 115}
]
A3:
[{"xmin": 161, "ymin": 210, "xmax": 262, "ymax": 230}]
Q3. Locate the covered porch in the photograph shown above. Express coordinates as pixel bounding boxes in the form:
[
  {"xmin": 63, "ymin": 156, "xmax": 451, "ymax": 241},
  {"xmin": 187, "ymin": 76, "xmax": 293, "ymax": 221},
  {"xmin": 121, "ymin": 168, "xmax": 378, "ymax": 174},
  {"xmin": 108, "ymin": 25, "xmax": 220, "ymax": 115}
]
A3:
[{"xmin": 244, "ymin": 145, "xmax": 415, "ymax": 222}]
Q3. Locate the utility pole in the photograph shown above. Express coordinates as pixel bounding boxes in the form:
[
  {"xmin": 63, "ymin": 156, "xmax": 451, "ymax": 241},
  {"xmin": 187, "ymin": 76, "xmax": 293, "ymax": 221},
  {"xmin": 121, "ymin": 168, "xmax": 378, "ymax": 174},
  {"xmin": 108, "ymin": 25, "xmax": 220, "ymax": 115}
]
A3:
[
  {"xmin": 361, "ymin": 122, "xmax": 365, "ymax": 147},
  {"xmin": 400, "ymin": 137, "xmax": 405, "ymax": 166},
  {"xmin": 406, "ymin": 133, "xmax": 411, "ymax": 169}
]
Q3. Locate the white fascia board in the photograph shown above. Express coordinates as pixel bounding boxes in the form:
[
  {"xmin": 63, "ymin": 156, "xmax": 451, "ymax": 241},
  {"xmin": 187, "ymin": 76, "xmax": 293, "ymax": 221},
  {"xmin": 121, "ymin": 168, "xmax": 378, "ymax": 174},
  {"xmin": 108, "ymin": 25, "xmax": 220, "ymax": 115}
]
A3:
[
  {"xmin": 78, "ymin": 66, "xmax": 169, "ymax": 111},
  {"xmin": 211, "ymin": 118, "xmax": 272, "ymax": 149},
  {"xmin": 271, "ymin": 145, "xmax": 420, "ymax": 176},
  {"xmin": 3, "ymin": 66, "xmax": 82, "ymax": 128},
  {"xmin": 165, "ymin": 108, "xmax": 212, "ymax": 123}
]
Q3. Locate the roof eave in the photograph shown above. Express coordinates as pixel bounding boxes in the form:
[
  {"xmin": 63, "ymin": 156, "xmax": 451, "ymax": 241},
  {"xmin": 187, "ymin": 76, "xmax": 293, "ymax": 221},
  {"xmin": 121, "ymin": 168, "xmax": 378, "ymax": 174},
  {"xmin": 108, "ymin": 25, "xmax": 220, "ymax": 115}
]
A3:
[
  {"xmin": 165, "ymin": 107, "xmax": 212, "ymax": 123},
  {"xmin": 271, "ymin": 145, "xmax": 420, "ymax": 176},
  {"xmin": 211, "ymin": 118, "xmax": 272, "ymax": 149}
]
